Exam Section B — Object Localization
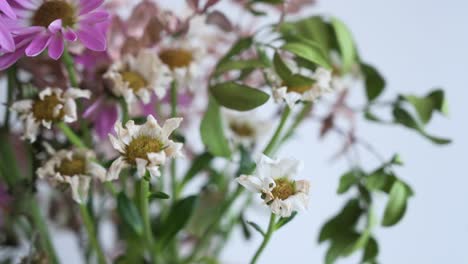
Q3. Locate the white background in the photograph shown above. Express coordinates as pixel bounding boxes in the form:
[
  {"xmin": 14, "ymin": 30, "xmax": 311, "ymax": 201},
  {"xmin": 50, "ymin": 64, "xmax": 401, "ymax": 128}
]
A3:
[{"xmin": 2, "ymin": 0, "xmax": 467, "ymax": 263}]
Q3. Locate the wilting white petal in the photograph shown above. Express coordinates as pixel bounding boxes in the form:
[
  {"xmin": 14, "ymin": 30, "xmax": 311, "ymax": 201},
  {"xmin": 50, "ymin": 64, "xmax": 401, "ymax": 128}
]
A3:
[
  {"xmin": 10, "ymin": 100, "xmax": 33, "ymax": 113},
  {"xmin": 107, "ymin": 156, "xmax": 128, "ymax": 181},
  {"xmin": 109, "ymin": 134, "xmax": 126, "ymax": 153},
  {"xmin": 135, "ymin": 158, "xmax": 148, "ymax": 178},
  {"xmin": 236, "ymin": 175, "xmax": 264, "ymax": 193},
  {"xmin": 65, "ymin": 88, "xmax": 91, "ymax": 99},
  {"xmin": 147, "ymin": 165, "xmax": 161, "ymax": 178},
  {"xmin": 87, "ymin": 162, "xmax": 107, "ymax": 182},
  {"xmin": 161, "ymin": 118, "xmax": 182, "ymax": 139},
  {"xmin": 63, "ymin": 99, "xmax": 78, "ymax": 123},
  {"xmin": 270, "ymin": 199, "xmax": 293, "ymax": 217},
  {"xmin": 147, "ymin": 152, "xmax": 166, "ymax": 165},
  {"xmin": 65, "ymin": 176, "xmax": 91, "ymax": 204}
]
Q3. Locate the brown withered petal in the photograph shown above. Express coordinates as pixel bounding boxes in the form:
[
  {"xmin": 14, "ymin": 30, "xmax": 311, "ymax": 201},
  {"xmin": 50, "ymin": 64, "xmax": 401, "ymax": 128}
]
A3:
[{"xmin": 206, "ymin": 10, "xmax": 233, "ymax": 32}]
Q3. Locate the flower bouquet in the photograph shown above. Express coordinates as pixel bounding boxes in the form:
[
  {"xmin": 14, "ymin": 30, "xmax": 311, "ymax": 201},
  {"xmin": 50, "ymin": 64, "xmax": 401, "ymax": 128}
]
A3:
[{"xmin": 0, "ymin": 0, "xmax": 450, "ymax": 263}]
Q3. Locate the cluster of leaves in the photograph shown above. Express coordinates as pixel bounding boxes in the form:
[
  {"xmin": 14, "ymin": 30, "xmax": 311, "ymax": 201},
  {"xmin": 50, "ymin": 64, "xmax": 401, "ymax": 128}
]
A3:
[{"xmin": 320, "ymin": 155, "xmax": 412, "ymax": 263}]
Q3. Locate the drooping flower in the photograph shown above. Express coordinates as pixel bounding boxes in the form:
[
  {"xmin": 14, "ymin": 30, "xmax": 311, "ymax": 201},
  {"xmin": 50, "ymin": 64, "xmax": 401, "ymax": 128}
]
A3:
[
  {"xmin": 6, "ymin": 0, "xmax": 109, "ymax": 60},
  {"xmin": 157, "ymin": 38, "xmax": 204, "ymax": 90},
  {"xmin": 272, "ymin": 67, "xmax": 334, "ymax": 109},
  {"xmin": 107, "ymin": 115, "xmax": 183, "ymax": 180},
  {"xmin": 10, "ymin": 87, "xmax": 90, "ymax": 142},
  {"xmin": 236, "ymin": 155, "xmax": 309, "ymax": 217},
  {"xmin": 36, "ymin": 147, "xmax": 106, "ymax": 204},
  {"xmin": 223, "ymin": 110, "xmax": 271, "ymax": 147},
  {"xmin": 104, "ymin": 48, "xmax": 171, "ymax": 107}
]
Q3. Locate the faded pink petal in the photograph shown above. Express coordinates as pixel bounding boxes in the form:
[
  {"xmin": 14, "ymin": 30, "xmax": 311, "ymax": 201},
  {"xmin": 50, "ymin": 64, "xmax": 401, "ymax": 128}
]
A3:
[
  {"xmin": 0, "ymin": 1, "xmax": 16, "ymax": 19},
  {"xmin": 48, "ymin": 34, "xmax": 64, "ymax": 60},
  {"xmin": 76, "ymin": 25, "xmax": 106, "ymax": 51},
  {"xmin": 25, "ymin": 33, "xmax": 51, "ymax": 57},
  {"xmin": 0, "ymin": 22, "xmax": 14, "ymax": 52},
  {"xmin": 79, "ymin": 0, "xmax": 104, "ymax": 15},
  {"xmin": 48, "ymin": 19, "xmax": 63, "ymax": 34}
]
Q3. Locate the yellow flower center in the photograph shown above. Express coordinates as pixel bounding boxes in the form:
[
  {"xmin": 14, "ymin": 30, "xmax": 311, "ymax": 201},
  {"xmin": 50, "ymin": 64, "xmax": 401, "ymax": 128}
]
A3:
[
  {"xmin": 229, "ymin": 122, "xmax": 255, "ymax": 137},
  {"xmin": 286, "ymin": 84, "xmax": 311, "ymax": 94},
  {"xmin": 32, "ymin": 94, "xmax": 64, "ymax": 122},
  {"xmin": 120, "ymin": 71, "xmax": 148, "ymax": 92},
  {"xmin": 271, "ymin": 178, "xmax": 296, "ymax": 200},
  {"xmin": 32, "ymin": 0, "xmax": 76, "ymax": 28},
  {"xmin": 57, "ymin": 157, "xmax": 86, "ymax": 176},
  {"xmin": 124, "ymin": 136, "xmax": 164, "ymax": 165},
  {"xmin": 159, "ymin": 48, "xmax": 193, "ymax": 69}
]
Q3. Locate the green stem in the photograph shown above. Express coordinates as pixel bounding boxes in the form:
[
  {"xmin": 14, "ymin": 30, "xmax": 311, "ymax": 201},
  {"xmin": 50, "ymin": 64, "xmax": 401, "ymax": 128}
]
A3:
[
  {"xmin": 30, "ymin": 199, "xmax": 60, "ymax": 264},
  {"xmin": 263, "ymin": 106, "xmax": 291, "ymax": 155},
  {"xmin": 119, "ymin": 98, "xmax": 129, "ymax": 123},
  {"xmin": 4, "ymin": 66, "xmax": 17, "ymax": 130},
  {"xmin": 57, "ymin": 122, "xmax": 86, "ymax": 148},
  {"xmin": 139, "ymin": 179, "xmax": 157, "ymax": 263},
  {"xmin": 249, "ymin": 213, "xmax": 277, "ymax": 264},
  {"xmin": 62, "ymin": 49, "xmax": 78, "ymax": 87},
  {"xmin": 183, "ymin": 106, "xmax": 292, "ymax": 263},
  {"xmin": 281, "ymin": 102, "xmax": 313, "ymax": 143},
  {"xmin": 170, "ymin": 81, "xmax": 178, "ymax": 201},
  {"xmin": 79, "ymin": 204, "xmax": 107, "ymax": 264}
]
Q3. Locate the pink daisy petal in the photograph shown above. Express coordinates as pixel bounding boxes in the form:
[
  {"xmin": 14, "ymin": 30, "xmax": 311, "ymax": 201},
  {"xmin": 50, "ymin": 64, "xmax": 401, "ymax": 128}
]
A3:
[
  {"xmin": 63, "ymin": 29, "xmax": 77, "ymax": 41},
  {"xmin": 25, "ymin": 33, "xmax": 52, "ymax": 57},
  {"xmin": 48, "ymin": 19, "xmax": 63, "ymax": 34},
  {"xmin": 0, "ymin": 1, "xmax": 16, "ymax": 19},
  {"xmin": 79, "ymin": 0, "xmax": 104, "ymax": 15},
  {"xmin": 76, "ymin": 25, "xmax": 106, "ymax": 51},
  {"xmin": 0, "ymin": 22, "xmax": 15, "ymax": 52},
  {"xmin": 14, "ymin": 0, "xmax": 40, "ymax": 9},
  {"xmin": 48, "ymin": 34, "xmax": 64, "ymax": 60},
  {"xmin": 0, "ymin": 47, "xmax": 25, "ymax": 70},
  {"xmin": 80, "ymin": 11, "xmax": 109, "ymax": 24}
]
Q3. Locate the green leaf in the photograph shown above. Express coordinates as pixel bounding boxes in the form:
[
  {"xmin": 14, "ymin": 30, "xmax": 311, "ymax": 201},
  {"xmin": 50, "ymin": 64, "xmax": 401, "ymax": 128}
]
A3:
[
  {"xmin": 282, "ymin": 42, "xmax": 331, "ymax": 69},
  {"xmin": 343, "ymin": 208, "xmax": 377, "ymax": 255},
  {"xmin": 393, "ymin": 106, "xmax": 451, "ymax": 144},
  {"xmin": 318, "ymin": 199, "xmax": 363, "ymax": 243},
  {"xmin": 236, "ymin": 145, "xmax": 256, "ymax": 176},
  {"xmin": 382, "ymin": 181, "xmax": 408, "ymax": 227},
  {"xmin": 337, "ymin": 170, "xmax": 362, "ymax": 194},
  {"xmin": 247, "ymin": 221, "xmax": 265, "ymax": 237},
  {"xmin": 240, "ymin": 214, "xmax": 252, "ymax": 239},
  {"xmin": 160, "ymin": 195, "xmax": 198, "ymax": 245},
  {"xmin": 331, "ymin": 17, "xmax": 357, "ymax": 72},
  {"xmin": 362, "ymin": 237, "xmax": 379, "ymax": 263},
  {"xmin": 273, "ymin": 52, "xmax": 293, "ymax": 80},
  {"xmin": 325, "ymin": 232, "xmax": 360, "ymax": 264},
  {"xmin": 117, "ymin": 192, "xmax": 143, "ymax": 236},
  {"xmin": 279, "ymin": 16, "xmax": 333, "ymax": 53},
  {"xmin": 218, "ymin": 37, "xmax": 253, "ymax": 65},
  {"xmin": 274, "ymin": 212, "xmax": 297, "ymax": 230},
  {"xmin": 210, "ymin": 82, "xmax": 269, "ymax": 111},
  {"xmin": 200, "ymin": 97, "xmax": 232, "ymax": 158},
  {"xmin": 181, "ymin": 152, "xmax": 213, "ymax": 186},
  {"xmin": 215, "ymin": 59, "xmax": 268, "ymax": 75},
  {"xmin": 148, "ymin": 191, "xmax": 170, "ymax": 200},
  {"xmin": 362, "ymin": 63, "xmax": 385, "ymax": 101},
  {"xmin": 402, "ymin": 89, "xmax": 449, "ymax": 125}
]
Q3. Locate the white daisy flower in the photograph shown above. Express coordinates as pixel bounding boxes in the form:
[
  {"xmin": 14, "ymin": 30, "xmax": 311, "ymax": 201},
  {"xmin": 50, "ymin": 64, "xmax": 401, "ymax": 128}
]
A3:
[
  {"xmin": 104, "ymin": 48, "xmax": 172, "ymax": 106},
  {"xmin": 223, "ymin": 110, "xmax": 271, "ymax": 147},
  {"xmin": 236, "ymin": 155, "xmax": 310, "ymax": 217},
  {"xmin": 107, "ymin": 115, "xmax": 183, "ymax": 180},
  {"xmin": 157, "ymin": 38, "xmax": 204, "ymax": 90},
  {"xmin": 36, "ymin": 147, "xmax": 106, "ymax": 204},
  {"xmin": 10, "ymin": 87, "xmax": 90, "ymax": 142},
  {"xmin": 272, "ymin": 67, "xmax": 334, "ymax": 109}
]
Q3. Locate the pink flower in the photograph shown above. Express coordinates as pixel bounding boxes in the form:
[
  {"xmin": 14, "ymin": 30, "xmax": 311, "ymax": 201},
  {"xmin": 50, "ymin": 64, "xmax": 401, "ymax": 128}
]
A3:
[{"xmin": 0, "ymin": 0, "xmax": 109, "ymax": 70}]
